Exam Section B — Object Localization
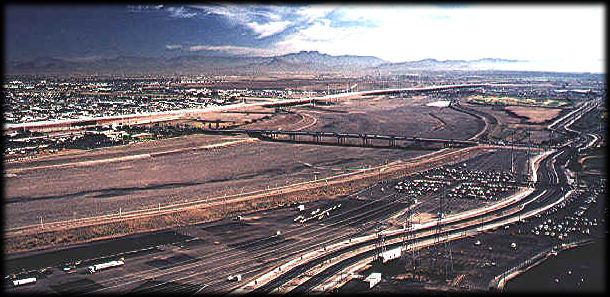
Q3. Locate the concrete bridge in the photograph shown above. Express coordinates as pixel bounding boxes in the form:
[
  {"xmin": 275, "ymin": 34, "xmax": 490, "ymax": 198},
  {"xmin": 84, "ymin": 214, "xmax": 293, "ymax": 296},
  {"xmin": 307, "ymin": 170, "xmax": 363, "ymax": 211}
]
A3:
[{"xmin": 201, "ymin": 129, "xmax": 479, "ymax": 149}]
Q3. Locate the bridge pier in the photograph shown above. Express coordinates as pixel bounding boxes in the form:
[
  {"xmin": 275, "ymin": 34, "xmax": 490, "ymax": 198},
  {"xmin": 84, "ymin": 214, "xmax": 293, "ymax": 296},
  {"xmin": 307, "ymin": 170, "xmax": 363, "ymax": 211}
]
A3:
[
  {"xmin": 263, "ymin": 132, "xmax": 274, "ymax": 140},
  {"xmin": 199, "ymin": 128, "xmax": 479, "ymax": 149}
]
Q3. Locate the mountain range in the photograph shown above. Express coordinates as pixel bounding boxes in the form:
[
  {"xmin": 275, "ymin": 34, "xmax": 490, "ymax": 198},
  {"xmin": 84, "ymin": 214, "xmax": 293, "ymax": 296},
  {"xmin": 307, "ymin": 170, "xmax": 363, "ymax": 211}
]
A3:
[{"xmin": 5, "ymin": 51, "xmax": 526, "ymax": 75}]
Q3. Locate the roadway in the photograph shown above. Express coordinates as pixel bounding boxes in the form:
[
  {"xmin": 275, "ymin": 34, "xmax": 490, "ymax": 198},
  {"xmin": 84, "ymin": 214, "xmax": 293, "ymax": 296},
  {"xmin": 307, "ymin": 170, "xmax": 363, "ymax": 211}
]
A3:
[
  {"xmin": 299, "ymin": 97, "xmax": 598, "ymax": 292},
  {"xmin": 5, "ymin": 90, "xmax": 599, "ymax": 294},
  {"xmin": 4, "ymin": 148, "xmax": 527, "ymax": 294},
  {"xmin": 237, "ymin": 96, "xmax": 600, "ymax": 294},
  {"xmin": 4, "ymin": 83, "xmax": 526, "ymax": 133}
]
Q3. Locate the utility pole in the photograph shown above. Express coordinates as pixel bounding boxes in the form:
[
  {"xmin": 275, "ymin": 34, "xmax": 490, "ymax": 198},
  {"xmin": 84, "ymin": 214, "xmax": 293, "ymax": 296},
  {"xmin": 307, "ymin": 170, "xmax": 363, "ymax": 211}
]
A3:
[
  {"xmin": 402, "ymin": 195, "xmax": 413, "ymax": 249},
  {"xmin": 433, "ymin": 184, "xmax": 453, "ymax": 279},
  {"xmin": 526, "ymin": 132, "xmax": 532, "ymax": 182},
  {"xmin": 510, "ymin": 130, "xmax": 515, "ymax": 175},
  {"xmin": 376, "ymin": 223, "xmax": 386, "ymax": 261},
  {"xmin": 443, "ymin": 184, "xmax": 454, "ymax": 278},
  {"xmin": 432, "ymin": 186, "xmax": 444, "ymax": 272},
  {"xmin": 403, "ymin": 194, "xmax": 417, "ymax": 272}
]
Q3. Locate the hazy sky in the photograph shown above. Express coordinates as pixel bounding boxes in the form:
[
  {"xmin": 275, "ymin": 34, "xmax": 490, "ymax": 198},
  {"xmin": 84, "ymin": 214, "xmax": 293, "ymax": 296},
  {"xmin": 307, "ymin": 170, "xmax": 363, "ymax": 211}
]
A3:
[{"xmin": 4, "ymin": 4, "xmax": 605, "ymax": 72}]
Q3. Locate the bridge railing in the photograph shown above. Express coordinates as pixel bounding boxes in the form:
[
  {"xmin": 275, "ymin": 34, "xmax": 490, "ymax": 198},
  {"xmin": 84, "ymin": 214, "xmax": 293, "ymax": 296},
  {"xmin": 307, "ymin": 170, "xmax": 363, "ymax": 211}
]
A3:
[{"xmin": 200, "ymin": 128, "xmax": 479, "ymax": 146}]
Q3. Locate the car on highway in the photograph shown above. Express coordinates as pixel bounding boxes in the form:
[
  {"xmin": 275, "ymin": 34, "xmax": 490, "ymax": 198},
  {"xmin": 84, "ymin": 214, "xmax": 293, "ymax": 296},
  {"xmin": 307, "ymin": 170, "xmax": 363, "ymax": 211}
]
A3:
[{"xmin": 63, "ymin": 265, "xmax": 77, "ymax": 273}]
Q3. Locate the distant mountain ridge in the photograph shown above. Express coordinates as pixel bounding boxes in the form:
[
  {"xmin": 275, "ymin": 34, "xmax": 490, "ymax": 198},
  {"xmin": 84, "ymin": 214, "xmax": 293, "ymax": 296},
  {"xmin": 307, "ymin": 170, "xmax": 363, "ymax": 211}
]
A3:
[
  {"xmin": 375, "ymin": 57, "xmax": 523, "ymax": 72},
  {"xmin": 5, "ymin": 51, "xmax": 526, "ymax": 75}
]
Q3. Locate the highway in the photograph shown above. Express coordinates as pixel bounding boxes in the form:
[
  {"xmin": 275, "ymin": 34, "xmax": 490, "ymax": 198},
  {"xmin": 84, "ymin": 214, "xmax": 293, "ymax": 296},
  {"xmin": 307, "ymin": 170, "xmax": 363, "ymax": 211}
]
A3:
[
  {"xmin": 4, "ymin": 83, "xmax": 526, "ymax": 133},
  {"xmin": 236, "ymin": 96, "xmax": 600, "ymax": 294},
  {"xmin": 5, "ymin": 89, "xmax": 600, "ymax": 295},
  {"xmin": 304, "ymin": 96, "xmax": 598, "ymax": 292},
  {"xmin": 302, "ymin": 149, "xmax": 576, "ymax": 294},
  {"xmin": 4, "ymin": 148, "xmax": 527, "ymax": 294}
]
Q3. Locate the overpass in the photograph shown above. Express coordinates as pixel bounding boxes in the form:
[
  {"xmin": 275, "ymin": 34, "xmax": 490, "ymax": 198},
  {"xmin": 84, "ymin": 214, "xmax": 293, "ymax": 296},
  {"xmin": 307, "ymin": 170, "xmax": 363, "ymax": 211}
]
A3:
[
  {"xmin": 4, "ymin": 83, "xmax": 524, "ymax": 133},
  {"xmin": 201, "ymin": 129, "xmax": 479, "ymax": 149}
]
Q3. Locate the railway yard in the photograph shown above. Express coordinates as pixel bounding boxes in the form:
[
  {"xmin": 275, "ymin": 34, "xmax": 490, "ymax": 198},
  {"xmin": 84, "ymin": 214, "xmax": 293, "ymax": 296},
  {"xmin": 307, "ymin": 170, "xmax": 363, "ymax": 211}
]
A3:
[{"xmin": 4, "ymin": 80, "xmax": 606, "ymax": 294}]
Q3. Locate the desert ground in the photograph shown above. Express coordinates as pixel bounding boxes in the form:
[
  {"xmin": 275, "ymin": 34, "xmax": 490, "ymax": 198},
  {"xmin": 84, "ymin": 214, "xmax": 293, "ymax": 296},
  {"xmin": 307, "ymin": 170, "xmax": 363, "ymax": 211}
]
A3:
[{"xmin": 4, "ymin": 95, "xmax": 482, "ymax": 230}]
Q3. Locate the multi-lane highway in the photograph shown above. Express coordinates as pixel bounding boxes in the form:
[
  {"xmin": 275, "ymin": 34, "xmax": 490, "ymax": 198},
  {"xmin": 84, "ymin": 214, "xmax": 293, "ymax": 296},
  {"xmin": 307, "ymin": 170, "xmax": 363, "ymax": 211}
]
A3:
[
  {"xmin": 5, "ymin": 90, "xmax": 601, "ymax": 295},
  {"xmin": 242, "ymin": 152, "xmax": 558, "ymax": 294},
  {"xmin": 237, "ymin": 96, "xmax": 600, "ymax": 294},
  {"xmin": 4, "ymin": 83, "xmax": 526, "ymax": 133}
]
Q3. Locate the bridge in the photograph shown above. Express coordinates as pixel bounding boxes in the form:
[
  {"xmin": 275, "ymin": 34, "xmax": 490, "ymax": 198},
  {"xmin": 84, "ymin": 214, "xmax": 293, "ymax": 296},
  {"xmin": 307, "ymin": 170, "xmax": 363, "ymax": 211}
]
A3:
[{"xmin": 201, "ymin": 129, "xmax": 479, "ymax": 149}]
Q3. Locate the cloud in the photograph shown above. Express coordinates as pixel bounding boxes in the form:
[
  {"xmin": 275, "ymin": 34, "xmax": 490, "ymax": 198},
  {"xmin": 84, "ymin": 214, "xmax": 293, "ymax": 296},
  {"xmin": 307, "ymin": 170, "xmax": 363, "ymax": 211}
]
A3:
[
  {"xmin": 129, "ymin": 5, "xmax": 198, "ymax": 18},
  {"xmin": 189, "ymin": 4, "xmax": 334, "ymax": 38},
  {"xmin": 165, "ymin": 44, "xmax": 183, "ymax": 50},
  {"xmin": 190, "ymin": 4, "xmax": 287, "ymax": 23},
  {"xmin": 246, "ymin": 21, "xmax": 292, "ymax": 38},
  {"xmin": 187, "ymin": 45, "xmax": 282, "ymax": 56},
  {"xmin": 165, "ymin": 4, "xmax": 604, "ymax": 72},
  {"xmin": 273, "ymin": 5, "xmax": 604, "ymax": 68},
  {"xmin": 295, "ymin": 5, "xmax": 338, "ymax": 22},
  {"xmin": 165, "ymin": 6, "xmax": 198, "ymax": 18}
]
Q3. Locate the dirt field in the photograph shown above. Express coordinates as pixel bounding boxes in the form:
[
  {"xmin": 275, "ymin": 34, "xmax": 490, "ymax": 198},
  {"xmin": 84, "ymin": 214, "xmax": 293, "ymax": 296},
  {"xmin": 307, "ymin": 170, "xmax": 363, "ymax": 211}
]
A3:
[
  {"xmin": 4, "ymin": 95, "xmax": 483, "ymax": 232},
  {"xmin": 504, "ymin": 106, "xmax": 563, "ymax": 124},
  {"xmin": 462, "ymin": 103, "xmax": 556, "ymax": 144},
  {"xmin": 285, "ymin": 96, "xmax": 482, "ymax": 139},
  {"xmin": 4, "ymin": 149, "xmax": 532, "ymax": 294}
]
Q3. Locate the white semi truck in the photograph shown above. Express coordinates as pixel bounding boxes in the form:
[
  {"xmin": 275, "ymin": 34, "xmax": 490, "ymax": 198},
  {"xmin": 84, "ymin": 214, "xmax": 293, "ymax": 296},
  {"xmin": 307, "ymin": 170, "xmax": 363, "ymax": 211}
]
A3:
[
  {"xmin": 12, "ymin": 277, "xmax": 36, "ymax": 287},
  {"xmin": 227, "ymin": 274, "xmax": 242, "ymax": 282},
  {"xmin": 379, "ymin": 247, "xmax": 402, "ymax": 263},
  {"xmin": 87, "ymin": 260, "xmax": 124, "ymax": 273}
]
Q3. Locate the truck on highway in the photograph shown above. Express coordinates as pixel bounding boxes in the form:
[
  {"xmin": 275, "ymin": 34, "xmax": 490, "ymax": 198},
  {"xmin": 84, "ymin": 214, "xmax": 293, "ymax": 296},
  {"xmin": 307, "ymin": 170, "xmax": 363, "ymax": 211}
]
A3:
[
  {"xmin": 379, "ymin": 247, "xmax": 402, "ymax": 263},
  {"xmin": 87, "ymin": 259, "xmax": 124, "ymax": 273},
  {"xmin": 228, "ymin": 274, "xmax": 242, "ymax": 282},
  {"xmin": 12, "ymin": 277, "xmax": 36, "ymax": 287}
]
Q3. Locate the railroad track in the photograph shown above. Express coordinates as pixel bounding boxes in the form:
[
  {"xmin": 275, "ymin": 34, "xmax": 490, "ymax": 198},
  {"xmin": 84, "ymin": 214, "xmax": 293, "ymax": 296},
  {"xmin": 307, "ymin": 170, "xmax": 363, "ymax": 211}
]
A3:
[
  {"xmin": 259, "ymin": 97, "xmax": 599, "ymax": 294},
  {"xmin": 88, "ymin": 149, "xmax": 519, "ymax": 293},
  {"xmin": 85, "ymin": 184, "xmax": 411, "ymax": 293},
  {"xmin": 247, "ymin": 148, "xmax": 566, "ymax": 293},
  {"xmin": 82, "ymin": 146, "xmax": 542, "ymax": 294}
]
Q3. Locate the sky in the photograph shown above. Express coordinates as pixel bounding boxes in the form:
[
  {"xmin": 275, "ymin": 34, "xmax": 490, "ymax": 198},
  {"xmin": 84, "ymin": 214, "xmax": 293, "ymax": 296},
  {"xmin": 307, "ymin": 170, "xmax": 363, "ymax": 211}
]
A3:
[{"xmin": 4, "ymin": 4, "xmax": 605, "ymax": 73}]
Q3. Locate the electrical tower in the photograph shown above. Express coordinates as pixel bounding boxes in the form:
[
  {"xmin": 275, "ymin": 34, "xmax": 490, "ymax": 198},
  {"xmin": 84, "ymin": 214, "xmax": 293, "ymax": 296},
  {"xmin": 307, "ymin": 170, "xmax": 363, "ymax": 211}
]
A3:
[
  {"xmin": 510, "ymin": 129, "xmax": 516, "ymax": 175},
  {"xmin": 431, "ymin": 184, "xmax": 454, "ymax": 280},
  {"xmin": 375, "ymin": 223, "xmax": 387, "ymax": 262},
  {"xmin": 402, "ymin": 194, "xmax": 419, "ymax": 272},
  {"xmin": 526, "ymin": 132, "xmax": 532, "ymax": 182}
]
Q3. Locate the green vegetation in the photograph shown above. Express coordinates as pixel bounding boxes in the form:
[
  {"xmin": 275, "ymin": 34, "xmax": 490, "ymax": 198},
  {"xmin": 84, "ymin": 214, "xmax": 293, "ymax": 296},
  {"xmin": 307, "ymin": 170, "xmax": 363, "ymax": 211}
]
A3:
[{"xmin": 465, "ymin": 96, "xmax": 569, "ymax": 108}]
